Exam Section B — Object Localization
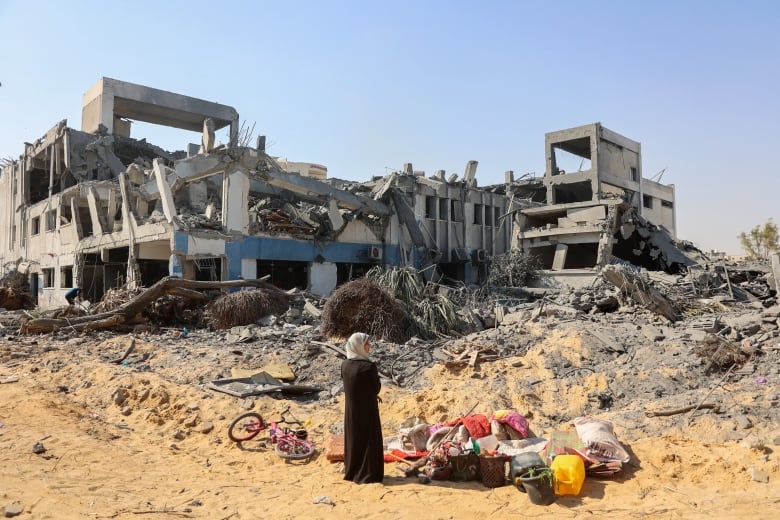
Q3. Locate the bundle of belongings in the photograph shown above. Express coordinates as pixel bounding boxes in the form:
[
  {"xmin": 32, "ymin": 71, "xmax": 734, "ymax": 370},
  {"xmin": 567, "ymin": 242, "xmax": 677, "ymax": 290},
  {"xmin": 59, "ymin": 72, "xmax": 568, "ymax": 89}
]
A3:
[
  {"xmin": 381, "ymin": 412, "xmax": 630, "ymax": 482},
  {"xmin": 543, "ymin": 417, "xmax": 630, "ymax": 476},
  {"xmin": 383, "ymin": 410, "xmax": 544, "ymax": 482}
]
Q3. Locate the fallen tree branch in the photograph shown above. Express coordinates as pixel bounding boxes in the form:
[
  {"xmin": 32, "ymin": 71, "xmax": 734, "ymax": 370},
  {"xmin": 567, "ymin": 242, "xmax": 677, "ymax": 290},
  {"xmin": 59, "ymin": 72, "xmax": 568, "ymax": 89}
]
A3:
[
  {"xmin": 21, "ymin": 276, "xmax": 276, "ymax": 334},
  {"xmin": 645, "ymin": 403, "xmax": 720, "ymax": 417},
  {"xmin": 110, "ymin": 338, "xmax": 136, "ymax": 364}
]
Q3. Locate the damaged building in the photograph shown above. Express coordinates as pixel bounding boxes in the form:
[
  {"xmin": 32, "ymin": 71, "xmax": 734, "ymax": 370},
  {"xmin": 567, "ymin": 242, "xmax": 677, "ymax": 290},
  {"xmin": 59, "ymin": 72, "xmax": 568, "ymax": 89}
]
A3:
[
  {"xmin": 0, "ymin": 78, "xmax": 514, "ymax": 309},
  {"xmin": 509, "ymin": 123, "xmax": 694, "ymax": 285}
]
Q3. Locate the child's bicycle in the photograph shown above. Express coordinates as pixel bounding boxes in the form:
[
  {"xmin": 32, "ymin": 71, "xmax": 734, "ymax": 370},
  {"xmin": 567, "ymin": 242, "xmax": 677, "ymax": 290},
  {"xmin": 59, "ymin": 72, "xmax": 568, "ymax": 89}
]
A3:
[{"xmin": 227, "ymin": 403, "xmax": 315, "ymax": 461}]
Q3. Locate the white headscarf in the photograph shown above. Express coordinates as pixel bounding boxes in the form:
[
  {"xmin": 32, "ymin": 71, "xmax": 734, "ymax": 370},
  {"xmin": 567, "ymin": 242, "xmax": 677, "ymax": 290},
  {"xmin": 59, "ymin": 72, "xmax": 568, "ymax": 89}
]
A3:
[{"xmin": 345, "ymin": 332, "xmax": 371, "ymax": 361}]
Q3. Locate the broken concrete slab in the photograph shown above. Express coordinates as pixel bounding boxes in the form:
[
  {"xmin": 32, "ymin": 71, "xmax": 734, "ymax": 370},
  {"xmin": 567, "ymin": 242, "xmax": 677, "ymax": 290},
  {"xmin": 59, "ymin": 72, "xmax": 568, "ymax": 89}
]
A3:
[{"xmin": 602, "ymin": 264, "xmax": 680, "ymax": 322}]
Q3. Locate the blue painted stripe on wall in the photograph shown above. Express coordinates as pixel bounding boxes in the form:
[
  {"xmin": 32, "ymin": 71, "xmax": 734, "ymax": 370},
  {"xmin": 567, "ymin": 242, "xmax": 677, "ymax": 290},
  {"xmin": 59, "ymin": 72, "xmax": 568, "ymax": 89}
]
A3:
[{"xmin": 174, "ymin": 231, "xmax": 401, "ymax": 275}]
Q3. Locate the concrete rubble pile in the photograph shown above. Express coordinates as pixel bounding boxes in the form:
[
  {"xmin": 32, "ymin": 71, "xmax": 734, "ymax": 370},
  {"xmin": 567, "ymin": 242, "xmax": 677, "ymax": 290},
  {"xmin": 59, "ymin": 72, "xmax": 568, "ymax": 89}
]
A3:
[{"xmin": 0, "ymin": 77, "xmax": 779, "ymax": 454}]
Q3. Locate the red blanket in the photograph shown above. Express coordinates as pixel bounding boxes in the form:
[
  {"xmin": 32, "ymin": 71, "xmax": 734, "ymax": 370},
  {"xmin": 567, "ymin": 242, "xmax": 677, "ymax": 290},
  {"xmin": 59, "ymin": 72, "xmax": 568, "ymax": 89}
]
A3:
[{"xmin": 383, "ymin": 449, "xmax": 428, "ymax": 463}]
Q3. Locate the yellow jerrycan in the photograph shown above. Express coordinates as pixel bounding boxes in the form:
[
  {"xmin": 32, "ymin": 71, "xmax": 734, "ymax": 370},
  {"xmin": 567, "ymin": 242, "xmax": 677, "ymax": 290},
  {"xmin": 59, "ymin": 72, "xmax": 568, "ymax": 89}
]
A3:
[{"xmin": 550, "ymin": 454, "xmax": 585, "ymax": 496}]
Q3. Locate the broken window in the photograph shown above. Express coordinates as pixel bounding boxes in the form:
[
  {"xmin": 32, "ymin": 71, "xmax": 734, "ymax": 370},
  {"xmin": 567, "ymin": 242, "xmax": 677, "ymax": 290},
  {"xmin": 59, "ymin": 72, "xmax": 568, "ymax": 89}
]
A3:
[
  {"xmin": 494, "ymin": 207, "xmax": 501, "ymax": 228},
  {"xmin": 551, "ymin": 137, "xmax": 592, "ymax": 175},
  {"xmin": 28, "ymin": 168, "xmax": 50, "ymax": 204},
  {"xmin": 661, "ymin": 200, "xmax": 673, "ymax": 209},
  {"xmin": 42, "ymin": 268, "xmax": 54, "ymax": 288},
  {"xmin": 337, "ymin": 263, "xmax": 372, "ymax": 285},
  {"xmin": 46, "ymin": 210, "xmax": 57, "ymax": 231},
  {"xmin": 485, "ymin": 206, "xmax": 494, "ymax": 226},
  {"xmin": 473, "ymin": 204, "xmax": 483, "ymax": 224},
  {"xmin": 630, "ymin": 167, "xmax": 638, "ymax": 182},
  {"xmin": 643, "ymin": 194, "xmax": 653, "ymax": 209},
  {"xmin": 552, "ymin": 181, "xmax": 592, "ymax": 204},
  {"xmin": 138, "ymin": 260, "xmax": 168, "ymax": 288},
  {"xmin": 258, "ymin": 260, "xmax": 307, "ymax": 290},
  {"xmin": 439, "ymin": 198, "xmax": 449, "ymax": 221},
  {"xmin": 60, "ymin": 201, "xmax": 72, "ymax": 225},
  {"xmin": 425, "ymin": 196, "xmax": 437, "ymax": 219},
  {"xmin": 78, "ymin": 206, "xmax": 93, "ymax": 237},
  {"xmin": 60, "ymin": 266, "xmax": 73, "ymax": 288},
  {"xmin": 31, "ymin": 216, "xmax": 41, "ymax": 235},
  {"xmin": 451, "ymin": 200, "xmax": 463, "ymax": 222},
  {"xmin": 194, "ymin": 257, "xmax": 221, "ymax": 282}
]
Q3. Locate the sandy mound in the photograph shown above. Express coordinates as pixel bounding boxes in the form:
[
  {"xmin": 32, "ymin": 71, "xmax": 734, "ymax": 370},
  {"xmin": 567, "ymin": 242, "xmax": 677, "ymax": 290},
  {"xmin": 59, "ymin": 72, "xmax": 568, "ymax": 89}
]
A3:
[{"xmin": 0, "ymin": 324, "xmax": 778, "ymax": 519}]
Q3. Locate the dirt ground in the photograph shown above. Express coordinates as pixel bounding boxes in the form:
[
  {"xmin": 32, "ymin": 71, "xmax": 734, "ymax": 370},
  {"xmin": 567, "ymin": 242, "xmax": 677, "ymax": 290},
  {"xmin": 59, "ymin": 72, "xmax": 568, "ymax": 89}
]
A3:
[{"xmin": 1, "ymin": 327, "xmax": 778, "ymax": 520}]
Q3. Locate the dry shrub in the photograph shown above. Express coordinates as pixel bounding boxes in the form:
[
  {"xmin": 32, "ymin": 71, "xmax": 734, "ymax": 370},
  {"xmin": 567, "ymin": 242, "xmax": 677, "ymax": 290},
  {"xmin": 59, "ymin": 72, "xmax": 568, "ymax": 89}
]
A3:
[
  {"xmin": 692, "ymin": 334, "xmax": 749, "ymax": 372},
  {"xmin": 91, "ymin": 286, "xmax": 143, "ymax": 314},
  {"xmin": 206, "ymin": 288, "xmax": 291, "ymax": 329},
  {"xmin": 487, "ymin": 249, "xmax": 541, "ymax": 287},
  {"xmin": 0, "ymin": 270, "xmax": 34, "ymax": 310},
  {"xmin": 320, "ymin": 278, "xmax": 409, "ymax": 342}
]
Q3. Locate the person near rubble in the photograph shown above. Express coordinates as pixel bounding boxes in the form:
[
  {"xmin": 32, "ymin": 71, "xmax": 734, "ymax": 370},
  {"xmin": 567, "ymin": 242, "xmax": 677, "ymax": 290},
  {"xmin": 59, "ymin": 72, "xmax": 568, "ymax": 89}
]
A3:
[
  {"xmin": 65, "ymin": 287, "xmax": 82, "ymax": 306},
  {"xmin": 341, "ymin": 332, "xmax": 384, "ymax": 484}
]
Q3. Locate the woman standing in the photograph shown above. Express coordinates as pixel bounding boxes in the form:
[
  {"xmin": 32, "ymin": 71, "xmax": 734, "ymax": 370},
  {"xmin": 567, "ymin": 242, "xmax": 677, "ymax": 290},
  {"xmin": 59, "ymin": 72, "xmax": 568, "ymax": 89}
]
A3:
[{"xmin": 341, "ymin": 332, "xmax": 384, "ymax": 484}]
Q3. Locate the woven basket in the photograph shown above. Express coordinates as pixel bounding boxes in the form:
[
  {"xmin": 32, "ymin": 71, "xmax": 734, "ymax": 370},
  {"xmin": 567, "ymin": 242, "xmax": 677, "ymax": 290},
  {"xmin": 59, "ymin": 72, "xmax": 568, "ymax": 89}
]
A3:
[
  {"xmin": 448, "ymin": 453, "xmax": 481, "ymax": 481},
  {"xmin": 479, "ymin": 455, "xmax": 507, "ymax": 488}
]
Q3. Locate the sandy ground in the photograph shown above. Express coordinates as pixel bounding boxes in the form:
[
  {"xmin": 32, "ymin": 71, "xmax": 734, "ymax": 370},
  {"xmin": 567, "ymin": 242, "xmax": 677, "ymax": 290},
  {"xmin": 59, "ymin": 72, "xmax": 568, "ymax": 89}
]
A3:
[{"xmin": 1, "ymin": 330, "xmax": 778, "ymax": 520}]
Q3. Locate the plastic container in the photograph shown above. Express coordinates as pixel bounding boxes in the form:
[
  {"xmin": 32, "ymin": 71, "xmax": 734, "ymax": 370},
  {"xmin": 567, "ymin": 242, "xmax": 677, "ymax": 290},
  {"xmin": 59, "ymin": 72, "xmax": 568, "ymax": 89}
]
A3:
[
  {"xmin": 510, "ymin": 452, "xmax": 546, "ymax": 488},
  {"xmin": 474, "ymin": 434, "xmax": 499, "ymax": 453},
  {"xmin": 550, "ymin": 454, "xmax": 585, "ymax": 496}
]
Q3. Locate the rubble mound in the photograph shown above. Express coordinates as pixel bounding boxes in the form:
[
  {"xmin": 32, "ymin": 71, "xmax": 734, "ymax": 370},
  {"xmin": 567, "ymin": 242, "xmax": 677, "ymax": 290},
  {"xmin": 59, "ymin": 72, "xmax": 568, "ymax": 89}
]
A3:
[
  {"xmin": 206, "ymin": 288, "xmax": 291, "ymax": 329},
  {"xmin": 320, "ymin": 278, "xmax": 409, "ymax": 342}
]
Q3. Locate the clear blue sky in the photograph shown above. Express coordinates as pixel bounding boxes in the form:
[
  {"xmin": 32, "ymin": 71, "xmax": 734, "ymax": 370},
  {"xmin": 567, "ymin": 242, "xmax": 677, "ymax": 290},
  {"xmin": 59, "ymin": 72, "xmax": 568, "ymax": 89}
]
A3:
[{"xmin": 1, "ymin": 0, "xmax": 778, "ymax": 255}]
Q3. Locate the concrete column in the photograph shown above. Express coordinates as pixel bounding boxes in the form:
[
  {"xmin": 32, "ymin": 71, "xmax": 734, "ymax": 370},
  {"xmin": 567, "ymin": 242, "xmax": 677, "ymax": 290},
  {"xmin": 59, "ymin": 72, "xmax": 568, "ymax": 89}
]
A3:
[
  {"xmin": 106, "ymin": 189, "xmax": 117, "ymax": 232},
  {"xmin": 87, "ymin": 186, "xmax": 104, "ymax": 235},
  {"xmin": 222, "ymin": 169, "xmax": 249, "ymax": 233},
  {"xmin": 771, "ymin": 253, "xmax": 780, "ymax": 292},
  {"xmin": 309, "ymin": 262, "xmax": 337, "ymax": 297},
  {"xmin": 552, "ymin": 243, "xmax": 568, "ymax": 271},
  {"xmin": 153, "ymin": 159, "xmax": 177, "ymax": 223},
  {"xmin": 169, "ymin": 253, "xmax": 184, "ymax": 278},
  {"xmin": 241, "ymin": 258, "xmax": 257, "ymax": 280}
]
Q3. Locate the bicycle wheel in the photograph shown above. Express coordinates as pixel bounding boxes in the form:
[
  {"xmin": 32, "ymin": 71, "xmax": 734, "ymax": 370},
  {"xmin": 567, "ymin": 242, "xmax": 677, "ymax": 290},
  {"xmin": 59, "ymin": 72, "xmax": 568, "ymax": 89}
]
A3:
[
  {"xmin": 274, "ymin": 437, "xmax": 314, "ymax": 460},
  {"xmin": 228, "ymin": 412, "xmax": 265, "ymax": 442}
]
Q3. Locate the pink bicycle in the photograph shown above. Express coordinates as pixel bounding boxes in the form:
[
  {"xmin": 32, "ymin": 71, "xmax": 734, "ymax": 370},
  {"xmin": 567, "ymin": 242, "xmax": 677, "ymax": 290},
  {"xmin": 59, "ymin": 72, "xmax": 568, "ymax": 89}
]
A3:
[{"xmin": 228, "ymin": 404, "xmax": 315, "ymax": 461}]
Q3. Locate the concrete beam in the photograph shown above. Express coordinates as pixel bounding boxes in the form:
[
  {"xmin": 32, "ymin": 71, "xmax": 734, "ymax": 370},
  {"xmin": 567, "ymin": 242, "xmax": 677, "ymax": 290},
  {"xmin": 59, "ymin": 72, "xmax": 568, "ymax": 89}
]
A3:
[
  {"xmin": 257, "ymin": 167, "xmax": 391, "ymax": 216},
  {"xmin": 140, "ymin": 149, "xmax": 391, "ymax": 217},
  {"xmin": 82, "ymin": 77, "xmax": 238, "ymax": 140},
  {"xmin": 391, "ymin": 189, "xmax": 427, "ymax": 247}
]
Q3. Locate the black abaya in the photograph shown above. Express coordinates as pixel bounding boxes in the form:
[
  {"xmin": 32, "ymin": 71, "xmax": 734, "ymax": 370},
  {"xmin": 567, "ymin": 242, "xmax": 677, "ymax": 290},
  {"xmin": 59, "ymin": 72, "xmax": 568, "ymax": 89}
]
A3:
[{"xmin": 342, "ymin": 358, "xmax": 384, "ymax": 484}]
